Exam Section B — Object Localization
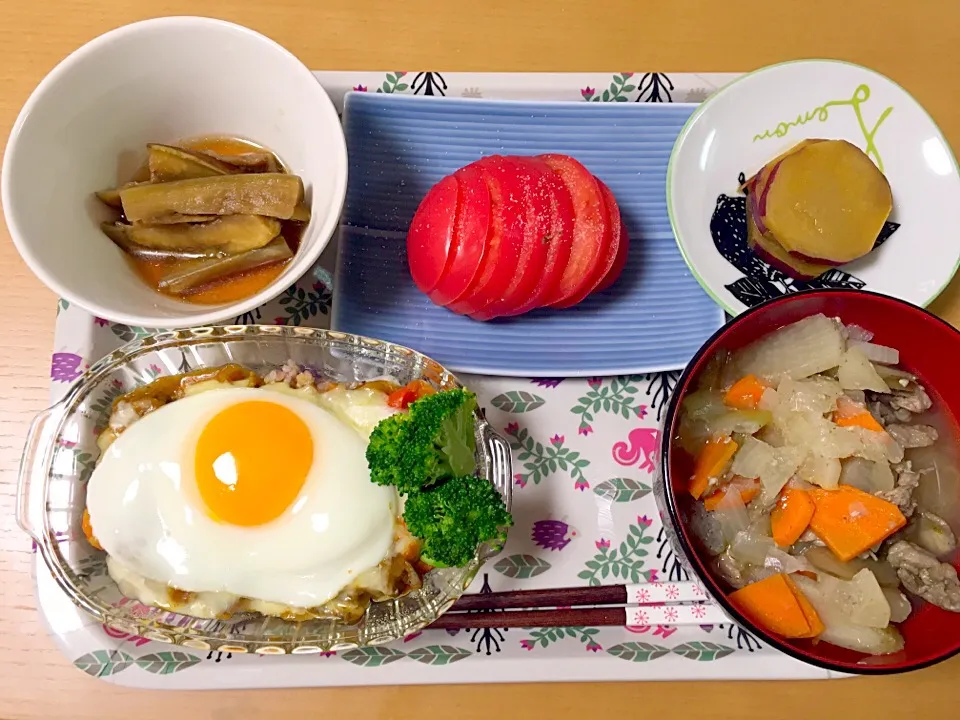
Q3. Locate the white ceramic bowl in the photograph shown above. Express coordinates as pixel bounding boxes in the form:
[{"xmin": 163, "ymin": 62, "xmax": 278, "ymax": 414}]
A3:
[
  {"xmin": 2, "ymin": 17, "xmax": 347, "ymax": 328},
  {"xmin": 667, "ymin": 59, "xmax": 960, "ymax": 316}
]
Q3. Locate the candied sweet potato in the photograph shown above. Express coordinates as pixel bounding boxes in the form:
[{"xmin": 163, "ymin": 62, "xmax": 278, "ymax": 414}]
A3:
[{"xmin": 759, "ymin": 140, "xmax": 892, "ymax": 265}]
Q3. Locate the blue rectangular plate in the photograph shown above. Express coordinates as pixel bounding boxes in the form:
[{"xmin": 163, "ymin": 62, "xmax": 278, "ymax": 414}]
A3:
[{"xmin": 332, "ymin": 92, "xmax": 724, "ymax": 377}]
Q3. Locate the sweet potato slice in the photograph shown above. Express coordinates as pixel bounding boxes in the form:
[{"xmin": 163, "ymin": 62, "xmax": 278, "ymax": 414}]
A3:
[
  {"xmin": 761, "ymin": 140, "xmax": 892, "ymax": 264},
  {"xmin": 741, "ymin": 139, "xmax": 826, "ymax": 196},
  {"xmin": 747, "ymin": 208, "xmax": 833, "ymax": 280}
]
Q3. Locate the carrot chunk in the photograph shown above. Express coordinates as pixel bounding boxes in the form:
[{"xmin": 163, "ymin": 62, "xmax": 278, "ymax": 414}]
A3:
[
  {"xmin": 834, "ymin": 412, "xmax": 884, "ymax": 432},
  {"xmin": 704, "ymin": 476, "xmax": 761, "ymax": 511},
  {"xmin": 808, "ymin": 486, "xmax": 907, "ymax": 562},
  {"xmin": 387, "ymin": 387, "xmax": 417, "ymax": 409},
  {"xmin": 724, "ymin": 374, "xmax": 768, "ymax": 410},
  {"xmin": 833, "ymin": 396, "xmax": 884, "ymax": 432},
  {"xmin": 729, "ymin": 573, "xmax": 820, "ymax": 638},
  {"xmin": 386, "ymin": 379, "xmax": 436, "ymax": 409},
  {"xmin": 771, "ymin": 488, "xmax": 816, "ymax": 547},
  {"xmin": 783, "ymin": 574, "xmax": 825, "ymax": 638},
  {"xmin": 689, "ymin": 436, "xmax": 738, "ymax": 499},
  {"xmin": 834, "ymin": 411, "xmax": 884, "ymax": 432}
]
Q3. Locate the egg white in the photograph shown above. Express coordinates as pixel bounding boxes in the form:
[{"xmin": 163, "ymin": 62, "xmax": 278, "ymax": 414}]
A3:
[{"xmin": 86, "ymin": 386, "xmax": 399, "ymax": 609}]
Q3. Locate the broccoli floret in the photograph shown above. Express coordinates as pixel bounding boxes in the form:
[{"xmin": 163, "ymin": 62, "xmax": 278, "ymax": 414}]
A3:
[
  {"xmin": 365, "ymin": 389, "xmax": 478, "ymax": 493},
  {"xmin": 403, "ymin": 474, "xmax": 513, "ymax": 568},
  {"xmin": 364, "ymin": 412, "xmax": 411, "ymax": 488}
]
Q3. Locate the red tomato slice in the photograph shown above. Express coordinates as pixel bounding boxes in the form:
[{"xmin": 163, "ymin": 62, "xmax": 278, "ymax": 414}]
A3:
[
  {"xmin": 497, "ymin": 156, "xmax": 576, "ymax": 317},
  {"xmin": 538, "ymin": 154, "xmax": 611, "ymax": 308},
  {"xmin": 407, "ymin": 174, "xmax": 459, "ymax": 294},
  {"xmin": 470, "ymin": 156, "xmax": 553, "ymax": 320},
  {"xmin": 428, "ymin": 164, "xmax": 491, "ymax": 306},
  {"xmin": 447, "ymin": 156, "xmax": 527, "ymax": 316},
  {"xmin": 594, "ymin": 179, "xmax": 628, "ymax": 292}
]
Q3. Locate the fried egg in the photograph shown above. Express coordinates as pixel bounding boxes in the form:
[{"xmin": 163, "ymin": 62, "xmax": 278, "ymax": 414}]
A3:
[{"xmin": 86, "ymin": 386, "xmax": 399, "ymax": 609}]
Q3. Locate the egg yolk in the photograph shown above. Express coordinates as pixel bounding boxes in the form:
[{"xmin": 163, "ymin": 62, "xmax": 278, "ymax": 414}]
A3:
[{"xmin": 194, "ymin": 401, "xmax": 314, "ymax": 526}]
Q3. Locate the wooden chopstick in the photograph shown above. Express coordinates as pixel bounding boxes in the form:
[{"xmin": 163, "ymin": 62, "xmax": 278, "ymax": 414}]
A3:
[
  {"xmin": 449, "ymin": 580, "xmax": 708, "ymax": 612},
  {"xmin": 429, "ymin": 581, "xmax": 729, "ymax": 630},
  {"xmin": 450, "ymin": 585, "xmax": 628, "ymax": 611},
  {"xmin": 428, "ymin": 604, "xmax": 729, "ymax": 630},
  {"xmin": 429, "ymin": 607, "xmax": 628, "ymax": 629}
]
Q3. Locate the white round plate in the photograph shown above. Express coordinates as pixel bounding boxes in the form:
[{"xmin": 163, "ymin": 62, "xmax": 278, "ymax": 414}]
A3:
[{"xmin": 667, "ymin": 59, "xmax": 960, "ymax": 315}]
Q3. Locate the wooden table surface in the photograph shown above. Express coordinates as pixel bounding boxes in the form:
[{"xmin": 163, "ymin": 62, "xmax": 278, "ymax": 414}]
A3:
[{"xmin": 1, "ymin": 1, "xmax": 959, "ymax": 717}]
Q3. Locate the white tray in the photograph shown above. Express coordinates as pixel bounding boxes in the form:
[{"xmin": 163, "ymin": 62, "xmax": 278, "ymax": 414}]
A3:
[{"xmin": 39, "ymin": 70, "xmax": 838, "ymax": 688}]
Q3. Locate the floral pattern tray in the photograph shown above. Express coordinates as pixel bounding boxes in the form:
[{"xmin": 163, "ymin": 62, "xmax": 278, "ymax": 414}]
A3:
[{"xmin": 39, "ymin": 70, "xmax": 839, "ymax": 688}]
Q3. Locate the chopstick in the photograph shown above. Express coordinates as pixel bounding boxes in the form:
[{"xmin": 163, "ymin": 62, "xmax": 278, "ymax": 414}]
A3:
[
  {"xmin": 427, "ymin": 581, "xmax": 730, "ymax": 630},
  {"xmin": 427, "ymin": 604, "xmax": 729, "ymax": 630},
  {"xmin": 449, "ymin": 580, "xmax": 709, "ymax": 611}
]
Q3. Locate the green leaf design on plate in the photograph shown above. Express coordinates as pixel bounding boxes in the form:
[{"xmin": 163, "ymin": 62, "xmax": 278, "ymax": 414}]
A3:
[
  {"xmin": 490, "ymin": 391, "xmax": 545, "ymax": 413},
  {"xmin": 135, "ymin": 651, "xmax": 201, "ymax": 675},
  {"xmin": 278, "ymin": 283, "xmax": 332, "ymax": 326},
  {"xmin": 493, "ymin": 554, "xmax": 551, "ymax": 579},
  {"xmin": 580, "ymin": 519, "xmax": 655, "ymax": 586},
  {"xmin": 607, "ymin": 642, "xmax": 670, "ymax": 662},
  {"xmin": 504, "ymin": 425, "xmax": 590, "ymax": 490},
  {"xmin": 340, "ymin": 647, "xmax": 406, "ymax": 667},
  {"xmin": 73, "ymin": 650, "xmax": 133, "ymax": 677},
  {"xmin": 593, "ymin": 477, "xmax": 651, "ymax": 503},
  {"xmin": 110, "ymin": 323, "xmax": 152, "ymax": 343},
  {"xmin": 671, "ymin": 641, "xmax": 735, "ymax": 661},
  {"xmin": 406, "ymin": 645, "xmax": 472, "ymax": 665}
]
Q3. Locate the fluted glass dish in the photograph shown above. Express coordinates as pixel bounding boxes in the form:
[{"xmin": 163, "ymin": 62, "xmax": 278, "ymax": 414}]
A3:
[{"xmin": 17, "ymin": 326, "xmax": 512, "ymax": 654}]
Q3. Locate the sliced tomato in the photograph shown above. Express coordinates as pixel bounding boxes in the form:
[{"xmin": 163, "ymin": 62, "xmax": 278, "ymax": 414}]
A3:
[
  {"xmin": 447, "ymin": 156, "xmax": 527, "ymax": 316},
  {"xmin": 594, "ymin": 179, "xmax": 628, "ymax": 292},
  {"xmin": 538, "ymin": 154, "xmax": 611, "ymax": 308},
  {"xmin": 469, "ymin": 156, "xmax": 553, "ymax": 320},
  {"xmin": 498, "ymin": 156, "xmax": 576, "ymax": 316},
  {"xmin": 428, "ymin": 164, "xmax": 491, "ymax": 306},
  {"xmin": 407, "ymin": 174, "xmax": 459, "ymax": 294}
]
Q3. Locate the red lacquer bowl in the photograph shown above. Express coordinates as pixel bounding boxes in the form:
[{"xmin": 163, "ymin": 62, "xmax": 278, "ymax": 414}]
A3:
[{"xmin": 658, "ymin": 289, "xmax": 960, "ymax": 674}]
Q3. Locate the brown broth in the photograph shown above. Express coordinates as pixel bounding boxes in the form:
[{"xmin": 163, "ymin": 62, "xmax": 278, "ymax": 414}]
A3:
[
  {"xmin": 905, "ymin": 407, "xmax": 960, "ymax": 532},
  {"xmin": 118, "ymin": 136, "xmax": 303, "ymax": 305},
  {"xmin": 183, "ymin": 136, "xmax": 273, "ymax": 158},
  {"xmin": 128, "ymin": 255, "xmax": 289, "ymax": 305}
]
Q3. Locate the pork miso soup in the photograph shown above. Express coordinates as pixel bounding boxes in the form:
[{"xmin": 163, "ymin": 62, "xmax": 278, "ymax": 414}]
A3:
[{"xmin": 676, "ymin": 314, "xmax": 960, "ymax": 655}]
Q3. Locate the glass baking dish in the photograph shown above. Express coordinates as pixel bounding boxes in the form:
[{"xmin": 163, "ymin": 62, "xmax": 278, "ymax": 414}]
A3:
[{"xmin": 17, "ymin": 325, "xmax": 512, "ymax": 654}]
